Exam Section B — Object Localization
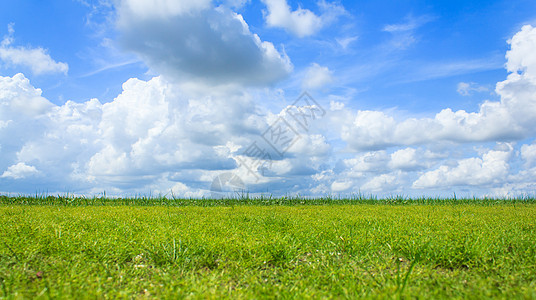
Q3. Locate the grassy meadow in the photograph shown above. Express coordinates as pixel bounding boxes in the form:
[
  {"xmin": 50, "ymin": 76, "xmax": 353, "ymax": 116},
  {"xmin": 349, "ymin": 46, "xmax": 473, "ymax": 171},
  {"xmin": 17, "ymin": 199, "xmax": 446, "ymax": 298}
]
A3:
[{"xmin": 0, "ymin": 196, "xmax": 535, "ymax": 298}]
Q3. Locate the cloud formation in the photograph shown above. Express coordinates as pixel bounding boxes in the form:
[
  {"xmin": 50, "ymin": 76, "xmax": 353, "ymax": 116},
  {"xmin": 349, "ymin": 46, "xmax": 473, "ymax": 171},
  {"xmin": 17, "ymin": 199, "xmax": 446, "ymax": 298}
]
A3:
[
  {"xmin": 457, "ymin": 82, "xmax": 489, "ymax": 96},
  {"xmin": 341, "ymin": 25, "xmax": 536, "ymax": 151},
  {"xmin": 261, "ymin": 0, "xmax": 344, "ymax": 37},
  {"xmin": 1, "ymin": 8, "xmax": 536, "ymax": 198},
  {"xmin": 0, "ymin": 24, "xmax": 68, "ymax": 75},
  {"xmin": 382, "ymin": 15, "xmax": 435, "ymax": 50},
  {"xmin": 117, "ymin": 0, "xmax": 292, "ymax": 86},
  {"xmin": 1, "ymin": 162, "xmax": 38, "ymax": 179},
  {"xmin": 0, "ymin": 72, "xmax": 266, "ymax": 194},
  {"xmin": 302, "ymin": 63, "xmax": 333, "ymax": 90},
  {"xmin": 413, "ymin": 146, "xmax": 512, "ymax": 188}
]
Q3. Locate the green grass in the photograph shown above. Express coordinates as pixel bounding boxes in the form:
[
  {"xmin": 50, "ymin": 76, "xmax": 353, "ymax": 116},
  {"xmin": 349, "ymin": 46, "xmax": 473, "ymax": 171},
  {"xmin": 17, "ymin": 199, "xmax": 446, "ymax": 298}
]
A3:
[
  {"xmin": 2, "ymin": 194, "xmax": 535, "ymax": 206},
  {"xmin": 1, "ymin": 197, "xmax": 535, "ymax": 298}
]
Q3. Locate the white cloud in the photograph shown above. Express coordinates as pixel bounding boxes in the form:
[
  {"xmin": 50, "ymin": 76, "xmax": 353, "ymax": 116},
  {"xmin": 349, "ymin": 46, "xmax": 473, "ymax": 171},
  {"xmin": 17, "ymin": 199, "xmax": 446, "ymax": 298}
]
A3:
[
  {"xmin": 329, "ymin": 100, "xmax": 345, "ymax": 111},
  {"xmin": 336, "ymin": 36, "xmax": 358, "ymax": 50},
  {"xmin": 506, "ymin": 25, "xmax": 536, "ymax": 79},
  {"xmin": 457, "ymin": 82, "xmax": 489, "ymax": 96},
  {"xmin": 85, "ymin": 76, "xmax": 259, "ymax": 181},
  {"xmin": 331, "ymin": 180, "xmax": 353, "ymax": 192},
  {"xmin": 302, "ymin": 63, "xmax": 333, "ymax": 90},
  {"xmin": 288, "ymin": 134, "xmax": 331, "ymax": 157},
  {"xmin": 361, "ymin": 173, "xmax": 398, "ymax": 192},
  {"xmin": 342, "ymin": 151, "xmax": 389, "ymax": 178},
  {"xmin": 398, "ymin": 57, "xmax": 503, "ymax": 84},
  {"xmin": 413, "ymin": 147, "xmax": 512, "ymax": 188},
  {"xmin": 118, "ymin": 0, "xmax": 212, "ymax": 18},
  {"xmin": 0, "ymin": 74, "xmax": 56, "ymax": 176},
  {"xmin": 168, "ymin": 182, "xmax": 205, "ymax": 198},
  {"xmin": 0, "ymin": 24, "xmax": 68, "ymax": 75},
  {"xmin": 342, "ymin": 25, "xmax": 536, "ymax": 151},
  {"xmin": 117, "ymin": 1, "xmax": 292, "ymax": 86},
  {"xmin": 0, "ymin": 73, "xmax": 53, "ymax": 117},
  {"xmin": 0, "ymin": 73, "xmax": 262, "ymax": 194},
  {"xmin": 382, "ymin": 15, "xmax": 435, "ymax": 50},
  {"xmin": 2, "ymin": 24, "xmax": 536, "ymax": 197},
  {"xmin": 261, "ymin": 0, "xmax": 344, "ymax": 37},
  {"xmin": 223, "ymin": 0, "xmax": 251, "ymax": 9},
  {"xmin": 383, "ymin": 15, "xmax": 434, "ymax": 33},
  {"xmin": 341, "ymin": 110, "xmax": 398, "ymax": 150},
  {"xmin": 389, "ymin": 148, "xmax": 428, "ymax": 170},
  {"xmin": 521, "ymin": 143, "xmax": 536, "ymax": 167},
  {"xmin": 1, "ymin": 162, "xmax": 38, "ymax": 179}
]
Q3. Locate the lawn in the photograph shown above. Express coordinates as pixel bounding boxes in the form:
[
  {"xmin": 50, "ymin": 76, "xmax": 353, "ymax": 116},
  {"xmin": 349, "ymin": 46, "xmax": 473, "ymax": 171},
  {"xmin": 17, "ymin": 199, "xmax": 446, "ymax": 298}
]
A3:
[{"xmin": 1, "ymin": 197, "xmax": 535, "ymax": 298}]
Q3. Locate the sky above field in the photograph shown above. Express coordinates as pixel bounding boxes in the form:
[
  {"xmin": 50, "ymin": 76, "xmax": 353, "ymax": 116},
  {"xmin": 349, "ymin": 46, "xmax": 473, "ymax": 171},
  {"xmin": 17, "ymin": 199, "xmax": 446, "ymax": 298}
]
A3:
[{"xmin": 1, "ymin": 0, "xmax": 536, "ymax": 197}]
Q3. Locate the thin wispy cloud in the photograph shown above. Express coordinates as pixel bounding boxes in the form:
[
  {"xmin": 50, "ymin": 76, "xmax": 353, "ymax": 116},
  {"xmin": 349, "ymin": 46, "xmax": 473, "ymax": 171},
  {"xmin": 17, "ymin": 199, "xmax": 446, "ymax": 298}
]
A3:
[{"xmin": 78, "ymin": 59, "xmax": 141, "ymax": 78}]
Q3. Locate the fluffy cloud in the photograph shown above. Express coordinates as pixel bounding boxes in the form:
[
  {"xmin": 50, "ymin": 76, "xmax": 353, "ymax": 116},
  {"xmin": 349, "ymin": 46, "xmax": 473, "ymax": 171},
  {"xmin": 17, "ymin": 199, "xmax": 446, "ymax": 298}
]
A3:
[
  {"xmin": 0, "ymin": 24, "xmax": 68, "ymax": 75},
  {"xmin": 117, "ymin": 0, "xmax": 292, "ymax": 86},
  {"xmin": 302, "ymin": 63, "xmax": 333, "ymax": 90},
  {"xmin": 261, "ymin": 0, "xmax": 344, "ymax": 37},
  {"xmin": 506, "ymin": 25, "xmax": 536, "ymax": 78},
  {"xmin": 340, "ymin": 151, "xmax": 389, "ymax": 179},
  {"xmin": 0, "ymin": 73, "xmax": 55, "ymax": 176},
  {"xmin": 1, "ymin": 162, "xmax": 38, "ymax": 179},
  {"xmin": 342, "ymin": 25, "xmax": 536, "ymax": 151},
  {"xmin": 2, "ymin": 20, "xmax": 536, "ymax": 197},
  {"xmin": 0, "ymin": 73, "xmax": 53, "ymax": 116},
  {"xmin": 521, "ymin": 142, "xmax": 536, "ymax": 167},
  {"xmin": 389, "ymin": 148, "xmax": 429, "ymax": 171},
  {"xmin": 0, "ymin": 73, "xmax": 264, "ymax": 194},
  {"xmin": 361, "ymin": 173, "xmax": 398, "ymax": 193},
  {"xmin": 86, "ymin": 76, "xmax": 257, "ymax": 180},
  {"xmin": 331, "ymin": 180, "xmax": 353, "ymax": 192},
  {"xmin": 413, "ymin": 146, "xmax": 512, "ymax": 189}
]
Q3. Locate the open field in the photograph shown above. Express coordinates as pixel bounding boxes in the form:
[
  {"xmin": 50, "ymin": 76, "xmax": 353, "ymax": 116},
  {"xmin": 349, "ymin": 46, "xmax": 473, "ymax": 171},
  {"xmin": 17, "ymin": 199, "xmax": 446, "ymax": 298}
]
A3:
[{"xmin": 1, "ymin": 197, "xmax": 535, "ymax": 298}]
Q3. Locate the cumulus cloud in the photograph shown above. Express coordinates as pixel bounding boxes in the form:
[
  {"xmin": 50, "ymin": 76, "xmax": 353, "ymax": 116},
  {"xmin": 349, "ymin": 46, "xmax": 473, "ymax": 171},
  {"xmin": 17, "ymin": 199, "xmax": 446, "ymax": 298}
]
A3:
[
  {"xmin": 0, "ymin": 73, "xmax": 53, "ymax": 116},
  {"xmin": 117, "ymin": 0, "xmax": 292, "ymax": 86},
  {"xmin": 521, "ymin": 142, "xmax": 536, "ymax": 167},
  {"xmin": 413, "ymin": 146, "xmax": 512, "ymax": 189},
  {"xmin": 223, "ymin": 100, "xmax": 332, "ymax": 186},
  {"xmin": 85, "ymin": 76, "xmax": 267, "ymax": 186},
  {"xmin": 331, "ymin": 180, "xmax": 353, "ymax": 192},
  {"xmin": 2, "ymin": 22, "xmax": 536, "ymax": 197},
  {"xmin": 261, "ymin": 0, "xmax": 344, "ymax": 37},
  {"xmin": 506, "ymin": 25, "xmax": 536, "ymax": 78},
  {"xmin": 0, "ymin": 24, "xmax": 68, "ymax": 75},
  {"xmin": 389, "ymin": 148, "xmax": 429, "ymax": 171},
  {"xmin": 361, "ymin": 173, "xmax": 398, "ymax": 193},
  {"xmin": 1, "ymin": 162, "xmax": 38, "ymax": 179},
  {"xmin": 302, "ymin": 63, "xmax": 333, "ymax": 90},
  {"xmin": 341, "ymin": 25, "xmax": 536, "ymax": 151},
  {"xmin": 0, "ymin": 73, "xmax": 55, "ymax": 175},
  {"xmin": 0, "ymin": 73, "xmax": 263, "ymax": 195},
  {"xmin": 342, "ymin": 151, "xmax": 389, "ymax": 178}
]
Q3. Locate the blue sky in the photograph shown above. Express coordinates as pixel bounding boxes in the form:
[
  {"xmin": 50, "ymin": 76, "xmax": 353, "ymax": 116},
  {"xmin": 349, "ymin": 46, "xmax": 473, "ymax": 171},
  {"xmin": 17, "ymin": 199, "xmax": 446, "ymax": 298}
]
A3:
[{"xmin": 1, "ymin": 0, "xmax": 536, "ymax": 197}]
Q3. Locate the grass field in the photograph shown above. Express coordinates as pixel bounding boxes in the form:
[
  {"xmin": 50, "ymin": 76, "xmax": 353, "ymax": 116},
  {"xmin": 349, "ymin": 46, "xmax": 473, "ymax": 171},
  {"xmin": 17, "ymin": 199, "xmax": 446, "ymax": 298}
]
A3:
[{"xmin": 1, "ymin": 196, "xmax": 535, "ymax": 298}]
